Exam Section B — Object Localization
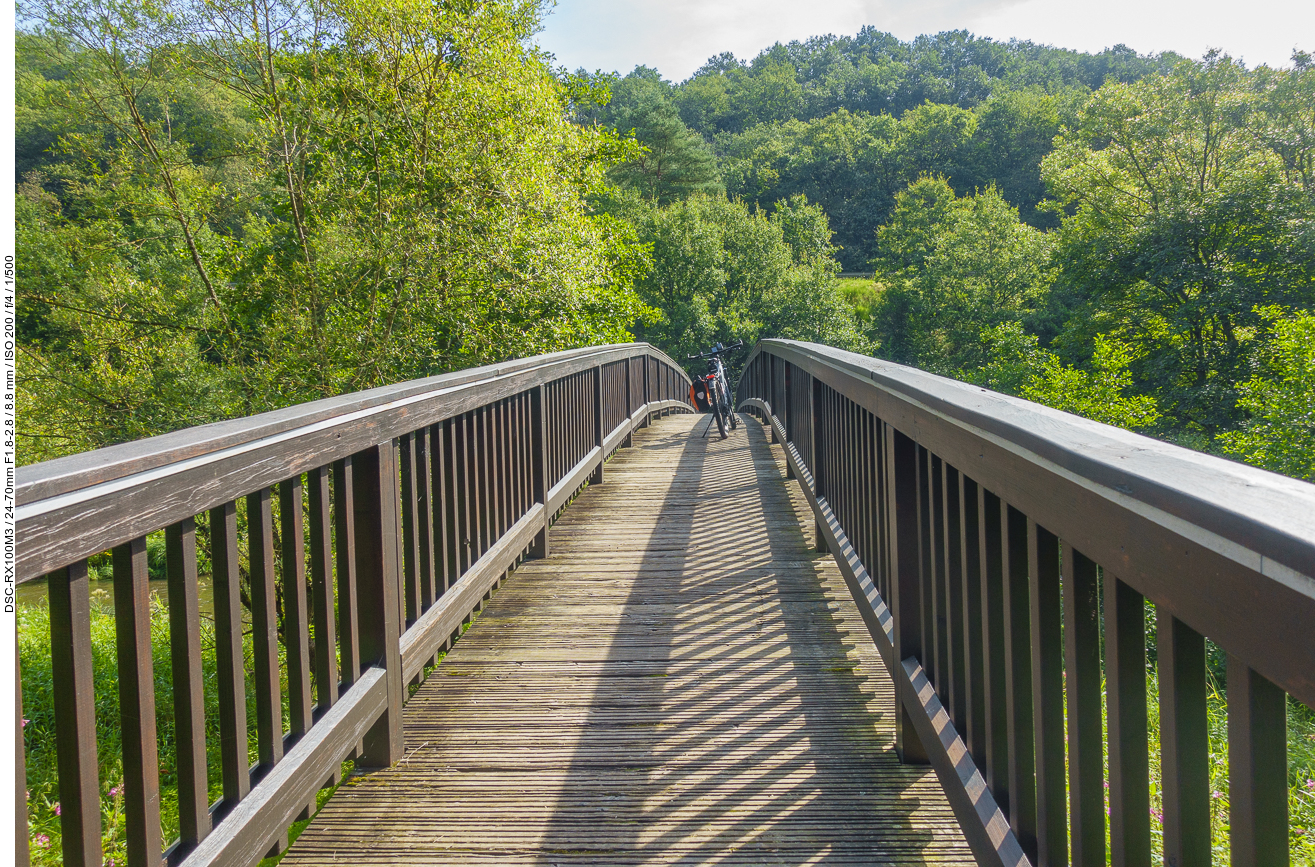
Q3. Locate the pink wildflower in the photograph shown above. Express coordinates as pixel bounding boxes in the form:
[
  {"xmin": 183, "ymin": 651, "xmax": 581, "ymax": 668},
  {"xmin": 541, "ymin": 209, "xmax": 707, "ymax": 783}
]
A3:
[
  {"xmin": 109, "ymin": 785, "xmax": 123, "ymax": 799},
  {"xmin": 55, "ymin": 804, "xmax": 61, "ymax": 816},
  {"xmin": 34, "ymin": 834, "xmax": 50, "ymax": 848},
  {"xmin": 1306, "ymin": 779, "xmax": 1315, "ymax": 790},
  {"xmin": 1211, "ymin": 791, "xmax": 1223, "ymax": 799}
]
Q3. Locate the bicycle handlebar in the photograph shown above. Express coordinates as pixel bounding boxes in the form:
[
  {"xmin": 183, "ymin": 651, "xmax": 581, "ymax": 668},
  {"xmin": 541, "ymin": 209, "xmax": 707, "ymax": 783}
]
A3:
[{"xmin": 686, "ymin": 341, "xmax": 744, "ymax": 360}]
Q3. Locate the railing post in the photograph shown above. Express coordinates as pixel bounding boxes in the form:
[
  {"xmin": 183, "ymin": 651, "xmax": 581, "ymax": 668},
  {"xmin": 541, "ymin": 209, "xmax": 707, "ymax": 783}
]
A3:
[
  {"xmin": 1159, "ymin": 612, "xmax": 1210, "ymax": 867},
  {"xmin": 812, "ymin": 376, "xmax": 826, "ymax": 552},
  {"xmin": 354, "ymin": 442, "xmax": 404, "ymax": 768},
  {"xmin": 590, "ymin": 364, "xmax": 604, "ymax": 485},
  {"xmin": 770, "ymin": 354, "xmax": 781, "ymax": 444},
  {"xmin": 885, "ymin": 423, "xmax": 928, "ymax": 764},
  {"xmin": 1228, "ymin": 658, "xmax": 1288, "ymax": 866},
  {"xmin": 113, "ymin": 537, "xmax": 164, "ymax": 867},
  {"xmin": 48, "ymin": 561, "xmax": 101, "ymax": 867},
  {"xmin": 623, "ymin": 357, "xmax": 634, "ymax": 448},
  {"xmin": 531, "ymin": 384, "xmax": 549, "ymax": 559},
  {"xmin": 641, "ymin": 355, "xmax": 650, "ymax": 427}
]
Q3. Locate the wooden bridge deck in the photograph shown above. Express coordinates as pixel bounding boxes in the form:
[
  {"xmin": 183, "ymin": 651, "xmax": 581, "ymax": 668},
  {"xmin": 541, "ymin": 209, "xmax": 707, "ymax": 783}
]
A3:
[{"xmin": 283, "ymin": 413, "xmax": 973, "ymax": 865}]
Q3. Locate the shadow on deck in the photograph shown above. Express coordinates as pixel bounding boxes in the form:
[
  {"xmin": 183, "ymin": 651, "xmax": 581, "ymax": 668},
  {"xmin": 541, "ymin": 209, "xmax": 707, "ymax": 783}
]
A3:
[{"xmin": 282, "ymin": 414, "xmax": 973, "ymax": 865}]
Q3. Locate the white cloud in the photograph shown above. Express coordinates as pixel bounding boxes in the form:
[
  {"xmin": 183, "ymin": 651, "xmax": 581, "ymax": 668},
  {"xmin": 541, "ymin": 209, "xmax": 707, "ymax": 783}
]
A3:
[{"xmin": 536, "ymin": 0, "xmax": 1314, "ymax": 81}]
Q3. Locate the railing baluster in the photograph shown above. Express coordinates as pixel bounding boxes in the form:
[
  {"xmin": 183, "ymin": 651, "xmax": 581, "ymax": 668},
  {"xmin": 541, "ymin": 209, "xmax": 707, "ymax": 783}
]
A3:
[
  {"xmin": 1063, "ymin": 543, "xmax": 1104, "ymax": 866},
  {"xmin": 112, "ymin": 536, "xmax": 164, "ymax": 867},
  {"xmin": 1105, "ymin": 571, "xmax": 1150, "ymax": 867},
  {"xmin": 209, "ymin": 501, "xmax": 250, "ymax": 810},
  {"xmin": 333, "ymin": 457, "xmax": 362, "ymax": 687},
  {"xmin": 959, "ymin": 474, "xmax": 985, "ymax": 769},
  {"xmin": 309, "ymin": 466, "xmax": 339, "ymax": 715},
  {"xmin": 917, "ymin": 449, "xmax": 935, "ymax": 679},
  {"xmin": 978, "ymin": 488, "xmax": 1009, "ymax": 812},
  {"xmin": 531, "ymin": 385, "xmax": 549, "ymax": 558},
  {"xmin": 1159, "ymin": 611, "xmax": 1210, "ymax": 867},
  {"xmin": 591, "ymin": 366, "xmax": 604, "ymax": 485},
  {"xmin": 943, "ymin": 464, "xmax": 966, "ymax": 729},
  {"xmin": 247, "ymin": 489, "xmax": 285, "ymax": 792},
  {"xmin": 1003, "ymin": 504, "xmax": 1037, "ymax": 860},
  {"xmin": 400, "ymin": 433, "xmax": 421, "ymax": 626},
  {"xmin": 48, "ymin": 560, "xmax": 102, "ymax": 867},
  {"xmin": 353, "ymin": 442, "xmax": 404, "ymax": 767},
  {"xmin": 439, "ymin": 420, "xmax": 459, "ymax": 593},
  {"xmin": 456, "ymin": 413, "xmax": 472, "ymax": 576},
  {"xmin": 1228, "ymin": 657, "xmax": 1288, "ymax": 866},
  {"xmin": 281, "ymin": 477, "xmax": 313, "ymax": 744},
  {"xmin": 166, "ymin": 517, "xmax": 211, "ymax": 851},
  {"xmin": 885, "ymin": 424, "xmax": 927, "ymax": 763},
  {"xmin": 1028, "ymin": 521, "xmax": 1068, "ymax": 867},
  {"xmin": 416, "ymin": 427, "xmax": 436, "ymax": 614}
]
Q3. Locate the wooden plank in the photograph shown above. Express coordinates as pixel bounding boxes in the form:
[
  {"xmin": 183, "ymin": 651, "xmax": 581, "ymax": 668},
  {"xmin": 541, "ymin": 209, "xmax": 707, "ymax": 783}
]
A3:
[
  {"xmin": 166, "ymin": 518, "xmax": 211, "ymax": 851},
  {"xmin": 1063, "ymin": 543, "xmax": 1104, "ymax": 867},
  {"xmin": 1227, "ymin": 657, "xmax": 1288, "ymax": 866},
  {"xmin": 308, "ymin": 467, "xmax": 339, "ymax": 713},
  {"xmin": 113, "ymin": 537, "xmax": 164, "ymax": 867},
  {"xmin": 283, "ymin": 413, "xmax": 975, "ymax": 866},
  {"xmin": 1028, "ymin": 521, "xmax": 1067, "ymax": 867},
  {"xmin": 1104, "ymin": 572, "xmax": 1150, "ymax": 867},
  {"xmin": 247, "ymin": 489, "xmax": 284, "ymax": 773},
  {"xmin": 47, "ymin": 560, "xmax": 102, "ymax": 867},
  {"xmin": 353, "ymin": 442, "xmax": 404, "ymax": 768},
  {"xmin": 281, "ymin": 477, "xmax": 313, "ymax": 741},
  {"xmin": 333, "ymin": 458, "xmax": 361, "ymax": 686},
  {"xmin": 1158, "ymin": 611, "xmax": 1210, "ymax": 867},
  {"xmin": 209, "ymin": 501, "xmax": 249, "ymax": 809}
]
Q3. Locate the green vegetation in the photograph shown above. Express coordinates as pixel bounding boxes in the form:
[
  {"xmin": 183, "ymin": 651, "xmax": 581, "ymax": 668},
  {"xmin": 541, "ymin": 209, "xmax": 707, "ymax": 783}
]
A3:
[
  {"xmin": 16, "ymin": 0, "xmax": 647, "ymax": 464},
  {"xmin": 16, "ymin": 1, "xmax": 1315, "ymax": 860}
]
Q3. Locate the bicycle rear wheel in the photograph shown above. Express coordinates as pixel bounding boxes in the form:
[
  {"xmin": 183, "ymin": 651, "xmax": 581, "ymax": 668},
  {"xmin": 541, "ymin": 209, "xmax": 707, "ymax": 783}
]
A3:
[{"xmin": 712, "ymin": 401, "xmax": 728, "ymax": 439}]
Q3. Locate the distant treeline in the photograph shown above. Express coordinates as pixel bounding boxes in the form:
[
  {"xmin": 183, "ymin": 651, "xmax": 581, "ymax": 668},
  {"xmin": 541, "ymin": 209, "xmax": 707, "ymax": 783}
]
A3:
[
  {"xmin": 573, "ymin": 32, "xmax": 1315, "ymax": 479},
  {"xmin": 14, "ymin": 4, "xmax": 1315, "ymax": 482}
]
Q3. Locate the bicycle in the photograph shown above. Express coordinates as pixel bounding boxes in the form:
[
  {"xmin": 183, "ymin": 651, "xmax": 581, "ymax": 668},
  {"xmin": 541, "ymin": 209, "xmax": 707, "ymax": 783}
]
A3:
[{"xmin": 687, "ymin": 341, "xmax": 743, "ymax": 439}]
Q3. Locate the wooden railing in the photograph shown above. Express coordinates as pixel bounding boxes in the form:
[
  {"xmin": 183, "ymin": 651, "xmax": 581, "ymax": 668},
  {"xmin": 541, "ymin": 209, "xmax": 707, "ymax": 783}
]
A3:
[
  {"xmin": 737, "ymin": 339, "xmax": 1315, "ymax": 867},
  {"xmin": 16, "ymin": 344, "xmax": 692, "ymax": 867}
]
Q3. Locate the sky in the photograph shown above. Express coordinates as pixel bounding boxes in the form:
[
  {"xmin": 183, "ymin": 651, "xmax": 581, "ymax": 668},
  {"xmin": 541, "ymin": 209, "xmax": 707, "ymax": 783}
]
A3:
[{"xmin": 536, "ymin": 0, "xmax": 1315, "ymax": 81}]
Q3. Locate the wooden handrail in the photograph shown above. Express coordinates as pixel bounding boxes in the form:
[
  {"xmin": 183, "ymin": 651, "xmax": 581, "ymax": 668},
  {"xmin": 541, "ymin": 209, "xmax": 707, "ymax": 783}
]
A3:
[
  {"xmin": 16, "ymin": 344, "xmax": 692, "ymax": 867},
  {"xmin": 736, "ymin": 338, "xmax": 1314, "ymax": 867}
]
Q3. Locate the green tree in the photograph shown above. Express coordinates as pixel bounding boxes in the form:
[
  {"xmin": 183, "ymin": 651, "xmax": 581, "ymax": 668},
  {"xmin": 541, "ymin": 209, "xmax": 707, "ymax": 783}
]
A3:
[
  {"xmin": 575, "ymin": 67, "xmax": 722, "ymax": 204},
  {"xmin": 869, "ymin": 177, "xmax": 1053, "ymax": 373},
  {"xmin": 17, "ymin": 0, "xmax": 649, "ymax": 463},
  {"xmin": 976, "ymin": 322, "xmax": 1161, "ymax": 430},
  {"xmin": 1042, "ymin": 52, "xmax": 1315, "ymax": 435},
  {"xmin": 626, "ymin": 193, "xmax": 864, "ymax": 364},
  {"xmin": 1217, "ymin": 307, "xmax": 1315, "ymax": 480}
]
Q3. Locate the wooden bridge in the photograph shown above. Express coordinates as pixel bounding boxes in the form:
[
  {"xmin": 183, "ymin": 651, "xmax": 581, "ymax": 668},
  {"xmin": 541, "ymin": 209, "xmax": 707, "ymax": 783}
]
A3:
[{"xmin": 16, "ymin": 341, "xmax": 1315, "ymax": 867}]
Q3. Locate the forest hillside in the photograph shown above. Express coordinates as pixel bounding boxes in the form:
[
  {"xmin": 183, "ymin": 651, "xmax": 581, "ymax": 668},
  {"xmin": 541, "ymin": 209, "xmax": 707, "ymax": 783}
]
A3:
[{"xmin": 15, "ymin": 1, "xmax": 1315, "ymax": 482}]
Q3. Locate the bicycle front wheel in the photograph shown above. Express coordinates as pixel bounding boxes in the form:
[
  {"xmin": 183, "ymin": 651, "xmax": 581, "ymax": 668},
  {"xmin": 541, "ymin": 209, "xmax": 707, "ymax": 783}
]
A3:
[{"xmin": 712, "ymin": 401, "xmax": 728, "ymax": 439}]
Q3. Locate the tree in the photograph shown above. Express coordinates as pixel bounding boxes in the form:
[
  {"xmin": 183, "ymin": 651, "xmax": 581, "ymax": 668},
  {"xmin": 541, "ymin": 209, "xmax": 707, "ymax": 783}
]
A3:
[
  {"xmin": 1041, "ymin": 52, "xmax": 1315, "ymax": 435},
  {"xmin": 17, "ymin": 0, "xmax": 649, "ymax": 463},
  {"xmin": 576, "ymin": 67, "xmax": 722, "ymax": 205},
  {"xmin": 625, "ymin": 193, "xmax": 865, "ymax": 365},
  {"xmin": 869, "ymin": 177, "xmax": 1053, "ymax": 373},
  {"xmin": 1217, "ymin": 307, "xmax": 1315, "ymax": 480}
]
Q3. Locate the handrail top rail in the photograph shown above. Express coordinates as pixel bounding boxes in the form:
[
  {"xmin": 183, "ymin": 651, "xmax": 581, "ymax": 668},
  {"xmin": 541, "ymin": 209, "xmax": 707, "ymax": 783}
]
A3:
[
  {"xmin": 746, "ymin": 339, "xmax": 1315, "ymax": 592},
  {"xmin": 18, "ymin": 342, "xmax": 684, "ymax": 507}
]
